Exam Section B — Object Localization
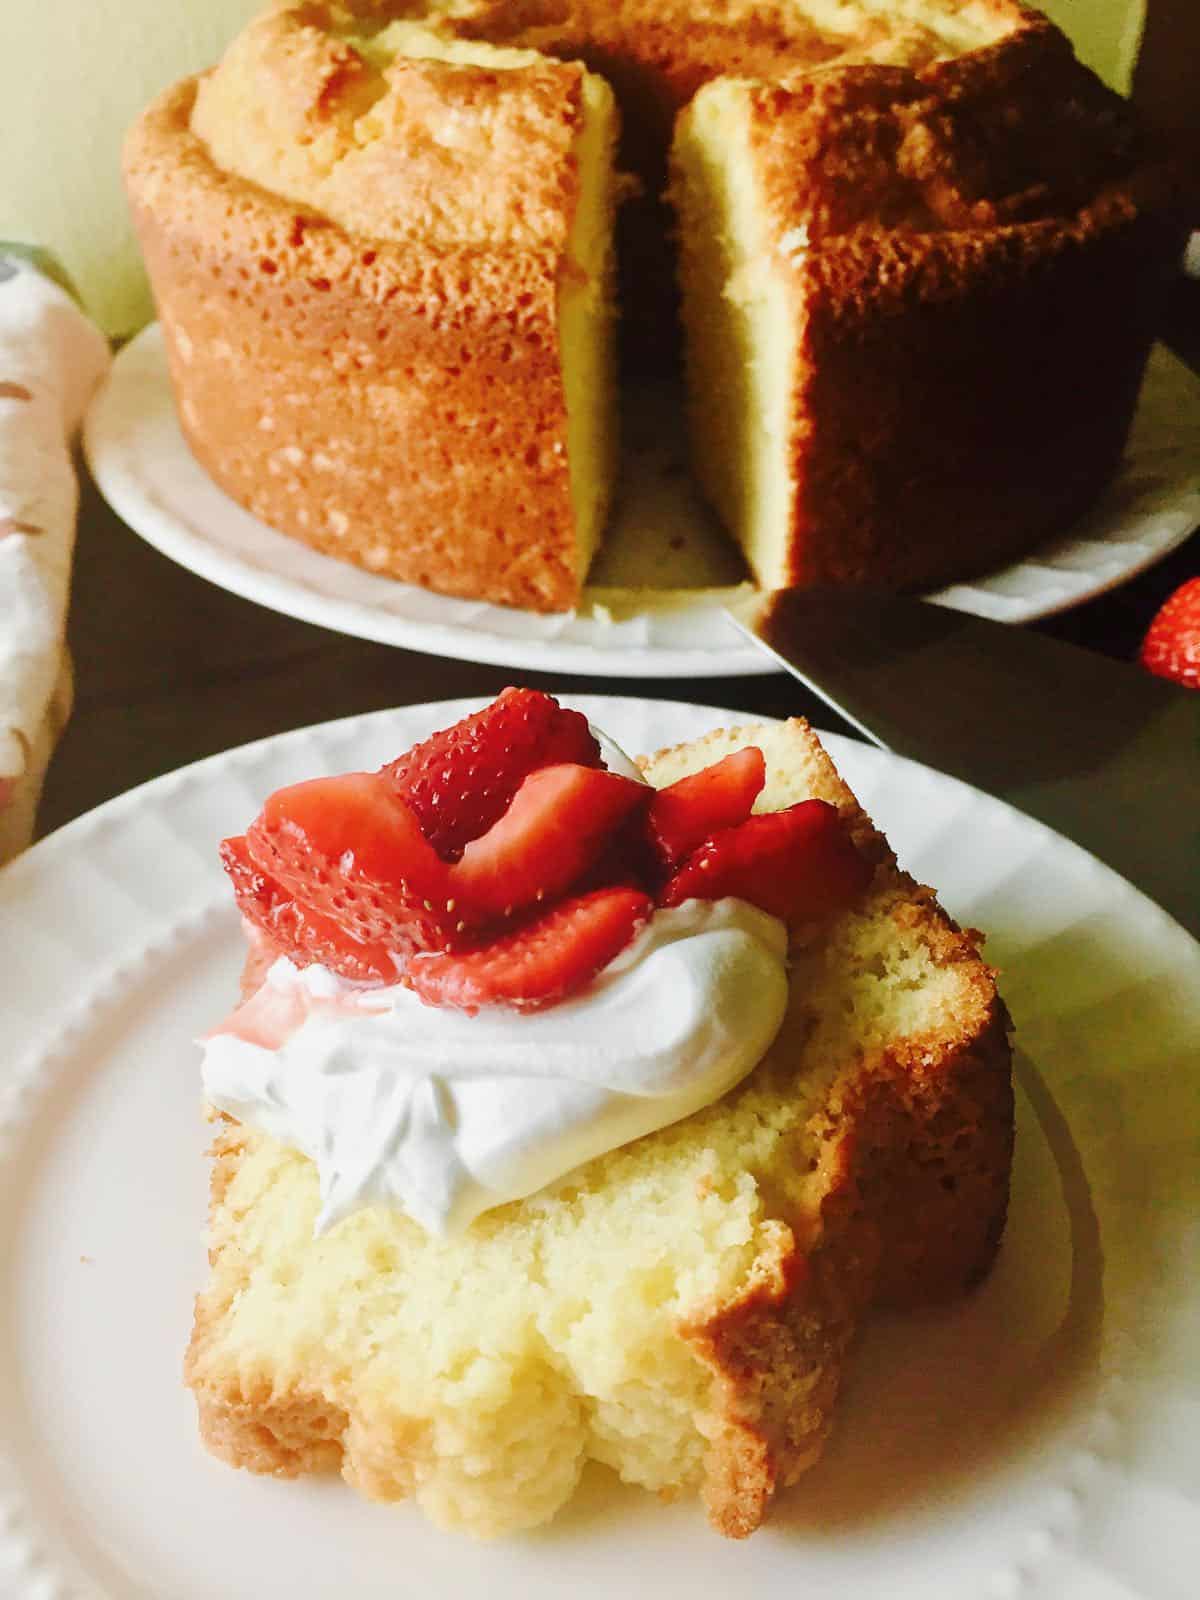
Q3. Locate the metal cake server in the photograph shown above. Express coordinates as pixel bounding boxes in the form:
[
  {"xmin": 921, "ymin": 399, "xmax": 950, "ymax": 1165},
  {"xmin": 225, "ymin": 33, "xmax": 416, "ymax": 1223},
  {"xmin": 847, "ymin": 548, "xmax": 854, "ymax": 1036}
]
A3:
[{"xmin": 725, "ymin": 589, "xmax": 1200, "ymax": 938}]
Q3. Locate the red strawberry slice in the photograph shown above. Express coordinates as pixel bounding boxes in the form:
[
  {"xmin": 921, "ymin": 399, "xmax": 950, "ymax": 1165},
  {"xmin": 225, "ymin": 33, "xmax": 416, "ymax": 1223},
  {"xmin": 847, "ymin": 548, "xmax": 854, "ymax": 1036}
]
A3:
[
  {"xmin": 571, "ymin": 807, "xmax": 658, "ymax": 896},
  {"xmin": 245, "ymin": 772, "xmax": 461, "ymax": 955},
  {"xmin": 1140, "ymin": 577, "xmax": 1200, "ymax": 690},
  {"xmin": 451, "ymin": 763, "xmax": 649, "ymax": 919},
  {"xmin": 406, "ymin": 887, "xmax": 652, "ymax": 1013},
  {"xmin": 382, "ymin": 687, "xmax": 602, "ymax": 858},
  {"xmin": 659, "ymin": 800, "xmax": 872, "ymax": 922},
  {"xmin": 646, "ymin": 746, "xmax": 766, "ymax": 868},
  {"xmin": 220, "ymin": 835, "xmax": 397, "ymax": 983}
]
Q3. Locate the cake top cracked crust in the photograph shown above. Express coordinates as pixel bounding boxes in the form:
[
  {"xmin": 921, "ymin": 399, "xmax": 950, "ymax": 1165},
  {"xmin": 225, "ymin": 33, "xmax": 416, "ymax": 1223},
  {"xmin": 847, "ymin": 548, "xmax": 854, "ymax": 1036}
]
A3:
[
  {"xmin": 723, "ymin": 23, "xmax": 1166, "ymax": 251},
  {"xmin": 327, "ymin": 0, "xmax": 1026, "ymax": 92},
  {"xmin": 195, "ymin": 2, "xmax": 1165, "ymax": 258},
  {"xmin": 191, "ymin": 12, "xmax": 602, "ymax": 255}
]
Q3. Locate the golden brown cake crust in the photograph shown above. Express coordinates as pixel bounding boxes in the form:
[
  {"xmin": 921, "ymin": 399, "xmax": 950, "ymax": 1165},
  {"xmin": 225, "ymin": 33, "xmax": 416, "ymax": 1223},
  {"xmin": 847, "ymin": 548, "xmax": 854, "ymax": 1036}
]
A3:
[
  {"xmin": 642, "ymin": 721, "xmax": 1014, "ymax": 1533},
  {"xmin": 125, "ymin": 70, "xmax": 587, "ymax": 611},
  {"xmin": 451, "ymin": 0, "xmax": 1018, "ymax": 100},
  {"xmin": 185, "ymin": 719, "xmax": 1014, "ymax": 1538},
  {"xmin": 690, "ymin": 1003, "xmax": 1013, "ymax": 1534},
  {"xmin": 189, "ymin": 9, "xmax": 590, "ymax": 254}
]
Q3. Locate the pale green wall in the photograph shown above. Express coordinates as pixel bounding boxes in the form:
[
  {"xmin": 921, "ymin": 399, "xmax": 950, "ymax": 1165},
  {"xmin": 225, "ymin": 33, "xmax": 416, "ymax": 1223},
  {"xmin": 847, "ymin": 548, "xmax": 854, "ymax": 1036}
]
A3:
[
  {"xmin": 0, "ymin": 2, "xmax": 262, "ymax": 336},
  {"xmin": 1038, "ymin": 0, "xmax": 1145, "ymax": 92},
  {"xmin": 0, "ymin": 2, "xmax": 1147, "ymax": 338}
]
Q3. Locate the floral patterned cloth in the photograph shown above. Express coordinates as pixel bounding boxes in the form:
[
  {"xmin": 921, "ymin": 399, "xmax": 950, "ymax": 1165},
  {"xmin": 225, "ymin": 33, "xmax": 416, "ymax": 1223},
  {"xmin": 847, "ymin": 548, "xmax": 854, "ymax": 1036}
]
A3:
[{"xmin": 0, "ymin": 254, "xmax": 110, "ymax": 862}]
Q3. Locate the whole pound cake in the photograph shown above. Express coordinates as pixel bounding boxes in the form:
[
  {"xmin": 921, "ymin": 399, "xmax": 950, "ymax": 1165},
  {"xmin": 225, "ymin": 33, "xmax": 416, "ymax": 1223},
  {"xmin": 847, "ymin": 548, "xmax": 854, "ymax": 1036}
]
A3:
[
  {"xmin": 186, "ymin": 699, "xmax": 1013, "ymax": 1538},
  {"xmin": 125, "ymin": 1, "xmax": 1179, "ymax": 610}
]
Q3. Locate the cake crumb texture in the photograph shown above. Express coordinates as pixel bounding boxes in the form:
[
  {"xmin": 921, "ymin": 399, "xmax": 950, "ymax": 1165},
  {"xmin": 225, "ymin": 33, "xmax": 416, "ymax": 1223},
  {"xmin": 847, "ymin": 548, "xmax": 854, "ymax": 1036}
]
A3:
[{"xmin": 186, "ymin": 719, "xmax": 1013, "ymax": 1538}]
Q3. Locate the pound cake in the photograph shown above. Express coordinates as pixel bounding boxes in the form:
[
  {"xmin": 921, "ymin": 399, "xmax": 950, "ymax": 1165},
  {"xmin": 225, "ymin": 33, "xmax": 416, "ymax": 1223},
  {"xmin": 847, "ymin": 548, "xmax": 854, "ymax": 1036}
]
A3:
[
  {"xmin": 124, "ymin": 1, "xmax": 1180, "ymax": 611},
  {"xmin": 186, "ymin": 692, "xmax": 1013, "ymax": 1538}
]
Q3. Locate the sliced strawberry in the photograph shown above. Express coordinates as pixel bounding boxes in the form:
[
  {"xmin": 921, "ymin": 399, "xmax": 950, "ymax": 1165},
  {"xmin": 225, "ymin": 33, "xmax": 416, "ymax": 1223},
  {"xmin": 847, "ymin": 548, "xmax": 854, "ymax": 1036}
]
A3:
[
  {"xmin": 245, "ymin": 771, "xmax": 461, "ymax": 955},
  {"xmin": 220, "ymin": 835, "xmax": 397, "ymax": 983},
  {"xmin": 406, "ymin": 887, "xmax": 652, "ymax": 1013},
  {"xmin": 572, "ymin": 806, "xmax": 658, "ymax": 896},
  {"xmin": 659, "ymin": 800, "xmax": 872, "ymax": 922},
  {"xmin": 451, "ymin": 763, "xmax": 650, "ymax": 919},
  {"xmin": 382, "ymin": 687, "xmax": 602, "ymax": 858},
  {"xmin": 1140, "ymin": 577, "xmax": 1200, "ymax": 690},
  {"xmin": 646, "ymin": 746, "xmax": 766, "ymax": 868}
]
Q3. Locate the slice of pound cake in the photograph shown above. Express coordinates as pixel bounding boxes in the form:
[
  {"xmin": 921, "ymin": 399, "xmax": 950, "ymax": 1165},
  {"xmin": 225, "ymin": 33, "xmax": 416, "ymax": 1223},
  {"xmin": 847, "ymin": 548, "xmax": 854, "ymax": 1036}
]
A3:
[{"xmin": 187, "ymin": 693, "xmax": 1012, "ymax": 1538}]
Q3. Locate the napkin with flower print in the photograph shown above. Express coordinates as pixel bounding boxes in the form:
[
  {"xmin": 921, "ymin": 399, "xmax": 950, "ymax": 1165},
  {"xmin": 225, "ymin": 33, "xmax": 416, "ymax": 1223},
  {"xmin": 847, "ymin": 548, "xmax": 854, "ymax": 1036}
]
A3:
[{"xmin": 0, "ymin": 253, "xmax": 110, "ymax": 862}]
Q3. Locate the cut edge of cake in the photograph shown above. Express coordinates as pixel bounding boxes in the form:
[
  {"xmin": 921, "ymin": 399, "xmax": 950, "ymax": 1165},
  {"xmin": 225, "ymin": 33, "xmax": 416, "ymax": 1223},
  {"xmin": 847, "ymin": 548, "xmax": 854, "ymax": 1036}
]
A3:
[
  {"xmin": 325, "ymin": 17, "xmax": 623, "ymax": 586},
  {"xmin": 669, "ymin": 75, "xmax": 799, "ymax": 591},
  {"xmin": 184, "ymin": 717, "xmax": 1013, "ymax": 1540},
  {"xmin": 558, "ymin": 64, "xmax": 621, "ymax": 585}
]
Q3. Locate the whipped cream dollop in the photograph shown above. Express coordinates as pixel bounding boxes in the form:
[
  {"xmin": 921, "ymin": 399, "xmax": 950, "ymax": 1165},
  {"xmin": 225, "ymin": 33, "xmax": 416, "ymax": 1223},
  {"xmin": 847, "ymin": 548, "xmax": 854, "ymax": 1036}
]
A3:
[{"xmin": 202, "ymin": 897, "xmax": 789, "ymax": 1236}]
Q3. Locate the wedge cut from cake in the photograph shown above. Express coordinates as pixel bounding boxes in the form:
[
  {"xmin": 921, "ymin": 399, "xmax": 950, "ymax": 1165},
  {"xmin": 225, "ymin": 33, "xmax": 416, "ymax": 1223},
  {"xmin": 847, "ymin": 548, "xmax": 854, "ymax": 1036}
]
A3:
[
  {"xmin": 187, "ymin": 697, "xmax": 1013, "ymax": 1539},
  {"xmin": 125, "ymin": 12, "xmax": 620, "ymax": 611}
]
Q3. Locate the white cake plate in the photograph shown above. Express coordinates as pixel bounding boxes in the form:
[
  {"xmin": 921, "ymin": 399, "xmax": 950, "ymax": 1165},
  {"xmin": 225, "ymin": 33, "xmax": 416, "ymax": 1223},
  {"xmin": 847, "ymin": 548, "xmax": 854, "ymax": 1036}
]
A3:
[
  {"xmin": 85, "ymin": 328, "xmax": 1200, "ymax": 677},
  {"xmin": 2, "ymin": 695, "xmax": 1199, "ymax": 1598}
]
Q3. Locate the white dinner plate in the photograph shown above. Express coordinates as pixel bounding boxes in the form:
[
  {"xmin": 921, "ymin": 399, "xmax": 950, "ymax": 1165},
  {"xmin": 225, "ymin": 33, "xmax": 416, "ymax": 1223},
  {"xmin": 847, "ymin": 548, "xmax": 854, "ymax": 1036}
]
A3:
[
  {"xmin": 85, "ymin": 328, "xmax": 1200, "ymax": 678},
  {"xmin": 2, "ymin": 696, "xmax": 1199, "ymax": 1600}
]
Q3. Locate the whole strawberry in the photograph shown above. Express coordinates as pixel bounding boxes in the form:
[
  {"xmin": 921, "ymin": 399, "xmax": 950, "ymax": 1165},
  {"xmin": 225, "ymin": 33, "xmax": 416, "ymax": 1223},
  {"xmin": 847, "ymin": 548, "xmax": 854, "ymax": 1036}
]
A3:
[{"xmin": 1140, "ymin": 577, "xmax": 1200, "ymax": 690}]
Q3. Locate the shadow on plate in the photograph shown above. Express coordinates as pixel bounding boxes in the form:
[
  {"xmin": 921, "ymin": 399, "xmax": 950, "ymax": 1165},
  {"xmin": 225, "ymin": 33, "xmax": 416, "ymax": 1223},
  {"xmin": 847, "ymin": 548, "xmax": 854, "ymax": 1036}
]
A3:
[{"xmin": 774, "ymin": 1048, "xmax": 1104, "ymax": 1535}]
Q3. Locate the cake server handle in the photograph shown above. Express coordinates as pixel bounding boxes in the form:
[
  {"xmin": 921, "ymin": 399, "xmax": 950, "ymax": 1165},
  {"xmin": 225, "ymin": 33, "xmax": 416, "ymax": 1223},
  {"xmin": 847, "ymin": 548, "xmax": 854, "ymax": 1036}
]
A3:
[{"xmin": 724, "ymin": 589, "xmax": 1200, "ymax": 939}]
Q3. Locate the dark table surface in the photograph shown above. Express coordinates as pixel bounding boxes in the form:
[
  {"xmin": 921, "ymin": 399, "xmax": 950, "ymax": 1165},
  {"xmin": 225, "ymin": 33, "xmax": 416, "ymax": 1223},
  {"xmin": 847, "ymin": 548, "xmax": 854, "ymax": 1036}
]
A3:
[{"xmin": 36, "ymin": 275, "xmax": 1200, "ymax": 851}]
